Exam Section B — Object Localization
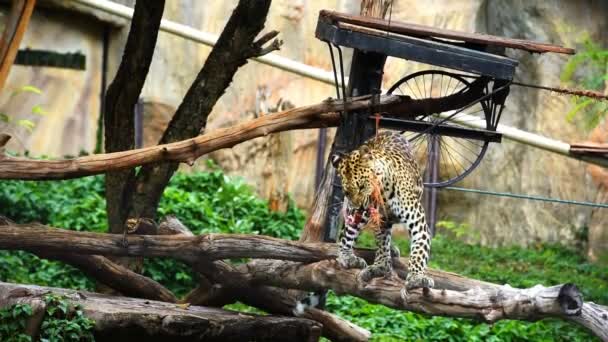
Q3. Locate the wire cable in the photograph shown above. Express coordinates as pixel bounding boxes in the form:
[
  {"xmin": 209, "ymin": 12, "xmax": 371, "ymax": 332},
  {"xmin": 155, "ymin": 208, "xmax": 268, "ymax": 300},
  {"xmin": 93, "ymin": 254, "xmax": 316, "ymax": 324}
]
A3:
[{"xmin": 443, "ymin": 186, "xmax": 608, "ymax": 209}]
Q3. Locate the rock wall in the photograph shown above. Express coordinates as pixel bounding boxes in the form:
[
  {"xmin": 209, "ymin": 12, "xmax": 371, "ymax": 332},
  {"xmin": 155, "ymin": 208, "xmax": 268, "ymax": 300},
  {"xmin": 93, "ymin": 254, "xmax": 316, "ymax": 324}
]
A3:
[{"xmin": 1, "ymin": 1, "xmax": 607, "ymax": 258}]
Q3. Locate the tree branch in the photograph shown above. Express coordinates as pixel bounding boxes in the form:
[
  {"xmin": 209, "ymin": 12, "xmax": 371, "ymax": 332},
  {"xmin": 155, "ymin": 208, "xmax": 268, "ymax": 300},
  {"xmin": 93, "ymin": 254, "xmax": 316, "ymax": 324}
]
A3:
[
  {"xmin": 0, "ymin": 89, "xmax": 488, "ymax": 181},
  {"xmin": 0, "ymin": 281, "xmax": 322, "ymax": 341},
  {"xmin": 0, "ymin": 217, "xmax": 176, "ymax": 303},
  {"xmin": 103, "ymin": 0, "xmax": 165, "ymax": 233},
  {"xmin": 0, "ymin": 223, "xmax": 338, "ymax": 263},
  {"xmin": 0, "ymin": 95, "xmax": 389, "ymax": 180}
]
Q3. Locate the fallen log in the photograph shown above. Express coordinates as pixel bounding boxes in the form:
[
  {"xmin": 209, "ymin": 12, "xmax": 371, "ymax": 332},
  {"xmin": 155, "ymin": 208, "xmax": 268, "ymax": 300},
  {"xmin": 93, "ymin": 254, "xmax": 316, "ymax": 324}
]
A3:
[
  {"xmin": 150, "ymin": 216, "xmax": 373, "ymax": 342},
  {"xmin": 241, "ymin": 259, "xmax": 608, "ymax": 341},
  {"xmin": 0, "ymin": 281, "xmax": 322, "ymax": 341}
]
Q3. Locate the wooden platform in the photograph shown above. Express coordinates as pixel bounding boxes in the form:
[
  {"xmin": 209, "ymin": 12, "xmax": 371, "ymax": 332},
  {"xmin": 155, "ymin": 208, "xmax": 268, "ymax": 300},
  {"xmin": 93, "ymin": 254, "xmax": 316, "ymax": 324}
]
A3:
[
  {"xmin": 319, "ymin": 10, "xmax": 575, "ymax": 55},
  {"xmin": 316, "ymin": 11, "xmax": 519, "ymax": 79}
]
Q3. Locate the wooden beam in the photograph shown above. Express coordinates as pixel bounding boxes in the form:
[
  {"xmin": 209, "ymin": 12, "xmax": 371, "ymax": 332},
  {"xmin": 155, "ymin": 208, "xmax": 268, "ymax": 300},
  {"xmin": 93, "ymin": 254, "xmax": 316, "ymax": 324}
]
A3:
[
  {"xmin": 0, "ymin": 0, "xmax": 36, "ymax": 91},
  {"xmin": 319, "ymin": 10, "xmax": 575, "ymax": 55}
]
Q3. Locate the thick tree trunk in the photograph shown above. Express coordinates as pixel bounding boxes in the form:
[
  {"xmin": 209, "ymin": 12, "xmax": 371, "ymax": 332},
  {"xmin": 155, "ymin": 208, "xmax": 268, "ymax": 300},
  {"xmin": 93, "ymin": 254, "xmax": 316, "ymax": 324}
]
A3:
[
  {"xmin": 103, "ymin": 0, "xmax": 165, "ymax": 234},
  {"xmin": 128, "ymin": 0, "xmax": 279, "ymax": 222},
  {"xmin": 0, "ymin": 282, "xmax": 322, "ymax": 342}
]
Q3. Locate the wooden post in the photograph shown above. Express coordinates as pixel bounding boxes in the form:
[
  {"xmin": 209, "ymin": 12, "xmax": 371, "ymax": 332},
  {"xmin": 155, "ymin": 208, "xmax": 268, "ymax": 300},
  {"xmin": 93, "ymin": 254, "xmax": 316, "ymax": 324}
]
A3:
[
  {"xmin": 0, "ymin": 0, "xmax": 36, "ymax": 91},
  {"xmin": 323, "ymin": 0, "xmax": 393, "ymax": 242}
]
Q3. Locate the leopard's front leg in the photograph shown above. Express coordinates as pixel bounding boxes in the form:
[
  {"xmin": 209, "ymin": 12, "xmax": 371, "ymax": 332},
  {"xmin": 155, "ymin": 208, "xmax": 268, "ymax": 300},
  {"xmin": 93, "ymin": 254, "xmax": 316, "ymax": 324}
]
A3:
[
  {"xmin": 395, "ymin": 201, "xmax": 434, "ymax": 298},
  {"xmin": 337, "ymin": 205, "xmax": 367, "ymax": 269},
  {"xmin": 358, "ymin": 220, "xmax": 394, "ymax": 282}
]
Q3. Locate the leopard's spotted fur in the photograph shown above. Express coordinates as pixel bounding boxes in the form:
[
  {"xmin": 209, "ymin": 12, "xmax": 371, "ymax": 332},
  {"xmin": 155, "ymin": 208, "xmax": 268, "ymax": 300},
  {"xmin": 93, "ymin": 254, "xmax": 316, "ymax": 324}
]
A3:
[{"xmin": 331, "ymin": 131, "xmax": 434, "ymax": 297}]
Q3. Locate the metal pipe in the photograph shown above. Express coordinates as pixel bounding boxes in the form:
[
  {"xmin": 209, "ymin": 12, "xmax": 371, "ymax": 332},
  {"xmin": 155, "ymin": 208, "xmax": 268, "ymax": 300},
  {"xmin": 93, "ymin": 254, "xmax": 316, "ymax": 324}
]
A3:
[
  {"xmin": 439, "ymin": 111, "xmax": 608, "ymax": 168},
  {"xmin": 72, "ymin": 0, "xmax": 347, "ymax": 87}
]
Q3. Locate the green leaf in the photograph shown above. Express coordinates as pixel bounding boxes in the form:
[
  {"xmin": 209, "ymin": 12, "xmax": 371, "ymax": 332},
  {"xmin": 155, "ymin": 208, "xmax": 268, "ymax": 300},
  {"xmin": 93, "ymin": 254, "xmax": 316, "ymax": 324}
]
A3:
[
  {"xmin": 16, "ymin": 85, "xmax": 42, "ymax": 95},
  {"xmin": 17, "ymin": 119, "xmax": 35, "ymax": 132},
  {"xmin": 565, "ymin": 98, "xmax": 594, "ymax": 122},
  {"xmin": 0, "ymin": 113, "xmax": 10, "ymax": 123},
  {"xmin": 31, "ymin": 105, "xmax": 48, "ymax": 116}
]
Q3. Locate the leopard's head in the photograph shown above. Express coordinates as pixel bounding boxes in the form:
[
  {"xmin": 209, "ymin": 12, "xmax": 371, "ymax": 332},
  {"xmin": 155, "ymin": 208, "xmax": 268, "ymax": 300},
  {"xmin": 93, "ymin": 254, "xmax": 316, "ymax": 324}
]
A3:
[{"xmin": 331, "ymin": 145, "xmax": 375, "ymax": 209}]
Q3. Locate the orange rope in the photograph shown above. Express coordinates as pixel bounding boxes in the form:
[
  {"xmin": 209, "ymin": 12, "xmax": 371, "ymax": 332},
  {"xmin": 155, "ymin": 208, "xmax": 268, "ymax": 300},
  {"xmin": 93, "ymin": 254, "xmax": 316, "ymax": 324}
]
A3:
[{"xmin": 374, "ymin": 113, "xmax": 381, "ymax": 135}]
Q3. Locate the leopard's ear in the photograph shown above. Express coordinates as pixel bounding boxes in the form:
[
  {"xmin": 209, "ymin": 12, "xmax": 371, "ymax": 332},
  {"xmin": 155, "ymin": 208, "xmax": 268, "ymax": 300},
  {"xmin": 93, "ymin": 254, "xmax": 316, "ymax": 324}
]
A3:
[
  {"xmin": 331, "ymin": 153, "xmax": 344, "ymax": 167},
  {"xmin": 359, "ymin": 145, "xmax": 371, "ymax": 160}
]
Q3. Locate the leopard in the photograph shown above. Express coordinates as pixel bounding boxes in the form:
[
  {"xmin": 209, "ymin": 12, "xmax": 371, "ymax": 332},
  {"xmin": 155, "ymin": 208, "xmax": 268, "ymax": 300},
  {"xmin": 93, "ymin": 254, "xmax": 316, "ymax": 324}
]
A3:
[{"xmin": 331, "ymin": 130, "xmax": 434, "ymax": 299}]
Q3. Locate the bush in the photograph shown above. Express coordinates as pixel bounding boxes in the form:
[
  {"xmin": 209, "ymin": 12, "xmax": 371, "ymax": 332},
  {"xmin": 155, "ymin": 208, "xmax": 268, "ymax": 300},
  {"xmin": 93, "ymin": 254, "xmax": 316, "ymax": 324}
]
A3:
[
  {"xmin": 0, "ymin": 163, "xmax": 304, "ymax": 295},
  {"xmin": 0, "ymin": 168, "xmax": 605, "ymax": 341}
]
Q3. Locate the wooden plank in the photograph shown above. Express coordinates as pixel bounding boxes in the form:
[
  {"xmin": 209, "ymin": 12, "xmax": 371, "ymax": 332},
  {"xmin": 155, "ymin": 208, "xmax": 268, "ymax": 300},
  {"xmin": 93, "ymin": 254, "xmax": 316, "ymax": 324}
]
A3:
[
  {"xmin": 316, "ymin": 20, "xmax": 518, "ymax": 79},
  {"xmin": 320, "ymin": 10, "xmax": 575, "ymax": 55},
  {"xmin": 0, "ymin": 0, "xmax": 36, "ymax": 91}
]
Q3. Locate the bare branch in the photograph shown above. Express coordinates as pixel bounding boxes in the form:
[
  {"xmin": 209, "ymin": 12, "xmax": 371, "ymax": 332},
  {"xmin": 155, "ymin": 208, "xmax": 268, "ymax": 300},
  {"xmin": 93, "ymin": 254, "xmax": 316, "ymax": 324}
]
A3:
[
  {"xmin": 0, "ymin": 95, "xmax": 408, "ymax": 180},
  {"xmin": 299, "ymin": 308, "xmax": 371, "ymax": 342},
  {"xmin": 252, "ymin": 30, "xmax": 283, "ymax": 57},
  {"xmin": 0, "ymin": 223, "xmax": 337, "ymax": 263}
]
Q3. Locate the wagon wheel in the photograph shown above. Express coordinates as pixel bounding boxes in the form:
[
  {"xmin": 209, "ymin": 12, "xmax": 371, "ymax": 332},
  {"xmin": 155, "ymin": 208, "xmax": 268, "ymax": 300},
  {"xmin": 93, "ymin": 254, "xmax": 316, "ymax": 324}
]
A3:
[{"xmin": 387, "ymin": 70, "xmax": 492, "ymax": 187}]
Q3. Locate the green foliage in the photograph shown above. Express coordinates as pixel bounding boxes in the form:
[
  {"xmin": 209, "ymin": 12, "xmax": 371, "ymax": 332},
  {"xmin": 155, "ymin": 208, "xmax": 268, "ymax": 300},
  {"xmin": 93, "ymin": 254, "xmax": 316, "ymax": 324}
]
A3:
[
  {"xmin": 0, "ymin": 163, "xmax": 304, "ymax": 297},
  {"xmin": 0, "ymin": 85, "xmax": 47, "ymax": 136},
  {"xmin": 0, "ymin": 295, "xmax": 95, "ymax": 342},
  {"xmin": 561, "ymin": 36, "xmax": 608, "ymax": 129},
  {"xmin": 0, "ymin": 303, "xmax": 32, "ymax": 342},
  {"xmin": 157, "ymin": 164, "xmax": 304, "ymax": 240},
  {"xmin": 40, "ymin": 294, "xmax": 95, "ymax": 341},
  {"xmin": 1, "ymin": 170, "xmax": 606, "ymax": 341}
]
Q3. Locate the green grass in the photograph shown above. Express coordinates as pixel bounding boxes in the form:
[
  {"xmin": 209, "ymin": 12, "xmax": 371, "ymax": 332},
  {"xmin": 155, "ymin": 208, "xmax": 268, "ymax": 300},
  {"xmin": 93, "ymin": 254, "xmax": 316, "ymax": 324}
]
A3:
[{"xmin": 0, "ymin": 168, "xmax": 606, "ymax": 341}]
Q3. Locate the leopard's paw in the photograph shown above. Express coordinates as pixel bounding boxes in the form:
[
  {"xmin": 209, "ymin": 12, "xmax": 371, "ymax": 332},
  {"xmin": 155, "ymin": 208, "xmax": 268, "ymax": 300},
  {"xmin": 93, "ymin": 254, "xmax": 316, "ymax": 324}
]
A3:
[
  {"xmin": 405, "ymin": 272, "xmax": 434, "ymax": 290},
  {"xmin": 337, "ymin": 253, "xmax": 367, "ymax": 269},
  {"xmin": 357, "ymin": 264, "xmax": 391, "ymax": 283},
  {"xmin": 401, "ymin": 273, "xmax": 434, "ymax": 302}
]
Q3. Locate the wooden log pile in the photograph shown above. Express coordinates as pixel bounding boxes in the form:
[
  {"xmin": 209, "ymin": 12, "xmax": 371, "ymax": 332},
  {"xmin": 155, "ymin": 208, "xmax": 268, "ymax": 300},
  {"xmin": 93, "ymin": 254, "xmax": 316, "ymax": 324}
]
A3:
[{"xmin": 0, "ymin": 220, "xmax": 606, "ymax": 341}]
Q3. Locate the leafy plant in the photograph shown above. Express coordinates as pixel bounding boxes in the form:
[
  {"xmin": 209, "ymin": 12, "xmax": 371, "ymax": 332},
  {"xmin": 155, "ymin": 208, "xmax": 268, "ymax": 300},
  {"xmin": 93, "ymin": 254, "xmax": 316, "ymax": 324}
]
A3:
[
  {"xmin": 0, "ymin": 295, "xmax": 94, "ymax": 341},
  {"xmin": 0, "ymin": 85, "xmax": 48, "ymax": 135},
  {"xmin": 561, "ymin": 36, "xmax": 608, "ymax": 129},
  {"xmin": 0, "ymin": 303, "xmax": 32, "ymax": 342},
  {"xmin": 40, "ymin": 294, "xmax": 95, "ymax": 341}
]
